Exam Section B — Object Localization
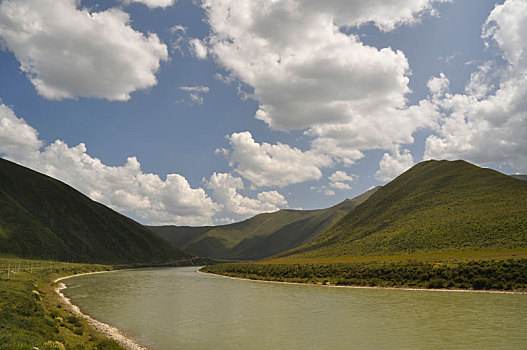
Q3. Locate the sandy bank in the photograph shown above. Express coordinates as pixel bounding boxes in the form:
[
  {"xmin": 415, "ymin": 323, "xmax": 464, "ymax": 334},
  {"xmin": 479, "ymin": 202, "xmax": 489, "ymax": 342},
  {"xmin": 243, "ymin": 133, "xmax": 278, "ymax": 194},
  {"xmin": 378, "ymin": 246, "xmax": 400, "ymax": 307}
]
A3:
[
  {"xmin": 54, "ymin": 271, "xmax": 149, "ymax": 350},
  {"xmin": 199, "ymin": 270, "xmax": 526, "ymax": 295}
]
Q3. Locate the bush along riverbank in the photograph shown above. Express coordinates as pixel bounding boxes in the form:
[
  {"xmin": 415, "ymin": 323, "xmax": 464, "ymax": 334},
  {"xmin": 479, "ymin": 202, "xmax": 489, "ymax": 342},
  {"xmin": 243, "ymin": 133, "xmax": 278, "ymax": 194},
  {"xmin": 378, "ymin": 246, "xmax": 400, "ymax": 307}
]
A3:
[
  {"xmin": 201, "ymin": 259, "xmax": 527, "ymax": 292},
  {"xmin": 0, "ymin": 258, "xmax": 124, "ymax": 350}
]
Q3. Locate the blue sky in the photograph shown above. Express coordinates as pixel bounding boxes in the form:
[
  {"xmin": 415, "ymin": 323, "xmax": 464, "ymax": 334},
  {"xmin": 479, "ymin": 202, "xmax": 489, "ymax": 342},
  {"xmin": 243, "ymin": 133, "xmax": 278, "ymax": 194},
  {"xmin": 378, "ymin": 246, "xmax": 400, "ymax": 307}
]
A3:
[{"xmin": 0, "ymin": 0, "xmax": 525, "ymax": 226}]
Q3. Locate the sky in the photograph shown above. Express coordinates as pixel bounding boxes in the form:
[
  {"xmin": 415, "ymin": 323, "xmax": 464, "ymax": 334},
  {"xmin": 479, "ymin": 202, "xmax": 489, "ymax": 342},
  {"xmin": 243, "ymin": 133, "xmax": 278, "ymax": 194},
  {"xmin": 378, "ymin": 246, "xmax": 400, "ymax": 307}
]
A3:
[{"xmin": 0, "ymin": 0, "xmax": 526, "ymax": 226}]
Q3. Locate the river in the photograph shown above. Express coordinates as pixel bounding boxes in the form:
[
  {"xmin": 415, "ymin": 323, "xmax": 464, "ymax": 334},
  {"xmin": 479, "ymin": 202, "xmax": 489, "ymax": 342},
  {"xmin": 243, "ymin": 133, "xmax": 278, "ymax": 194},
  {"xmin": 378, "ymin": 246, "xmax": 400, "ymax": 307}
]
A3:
[{"xmin": 61, "ymin": 266, "xmax": 527, "ymax": 350}]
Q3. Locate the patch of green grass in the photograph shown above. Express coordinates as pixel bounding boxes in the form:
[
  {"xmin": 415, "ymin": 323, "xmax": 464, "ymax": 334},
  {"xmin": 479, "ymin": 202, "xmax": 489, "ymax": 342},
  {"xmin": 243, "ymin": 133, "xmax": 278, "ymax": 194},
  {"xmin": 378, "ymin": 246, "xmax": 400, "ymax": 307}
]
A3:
[
  {"xmin": 0, "ymin": 258, "xmax": 125, "ymax": 349},
  {"xmin": 265, "ymin": 248, "xmax": 527, "ymax": 264}
]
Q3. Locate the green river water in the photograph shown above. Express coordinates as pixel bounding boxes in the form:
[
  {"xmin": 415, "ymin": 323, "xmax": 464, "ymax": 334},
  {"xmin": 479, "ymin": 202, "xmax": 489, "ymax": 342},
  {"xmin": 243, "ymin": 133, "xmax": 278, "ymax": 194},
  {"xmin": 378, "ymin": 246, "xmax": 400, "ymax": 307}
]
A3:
[{"xmin": 61, "ymin": 266, "xmax": 527, "ymax": 350}]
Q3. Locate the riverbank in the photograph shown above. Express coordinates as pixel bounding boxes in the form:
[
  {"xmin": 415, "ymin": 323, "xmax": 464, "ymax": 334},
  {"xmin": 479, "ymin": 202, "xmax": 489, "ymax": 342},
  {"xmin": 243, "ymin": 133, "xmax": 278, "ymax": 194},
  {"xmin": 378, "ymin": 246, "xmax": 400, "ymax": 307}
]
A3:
[
  {"xmin": 200, "ymin": 259, "xmax": 527, "ymax": 294},
  {"xmin": 199, "ymin": 270, "xmax": 526, "ymax": 295},
  {"xmin": 0, "ymin": 259, "xmax": 125, "ymax": 349},
  {"xmin": 42, "ymin": 266, "xmax": 527, "ymax": 350},
  {"xmin": 54, "ymin": 271, "xmax": 148, "ymax": 350}
]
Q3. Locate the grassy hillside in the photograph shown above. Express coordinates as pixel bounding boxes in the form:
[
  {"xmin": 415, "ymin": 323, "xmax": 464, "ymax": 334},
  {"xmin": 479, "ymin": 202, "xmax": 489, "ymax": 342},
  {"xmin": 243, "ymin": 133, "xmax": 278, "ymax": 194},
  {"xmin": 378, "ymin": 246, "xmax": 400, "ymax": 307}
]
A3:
[
  {"xmin": 0, "ymin": 158, "xmax": 190, "ymax": 264},
  {"xmin": 275, "ymin": 160, "xmax": 527, "ymax": 261},
  {"xmin": 0, "ymin": 258, "xmax": 124, "ymax": 349},
  {"xmin": 150, "ymin": 188, "xmax": 378, "ymax": 260}
]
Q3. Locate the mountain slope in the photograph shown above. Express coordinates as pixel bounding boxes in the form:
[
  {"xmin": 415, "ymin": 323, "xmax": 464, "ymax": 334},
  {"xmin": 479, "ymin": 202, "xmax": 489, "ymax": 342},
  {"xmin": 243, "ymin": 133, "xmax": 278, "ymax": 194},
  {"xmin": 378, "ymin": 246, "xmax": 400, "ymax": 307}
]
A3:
[
  {"xmin": 277, "ymin": 160, "xmax": 527, "ymax": 260},
  {"xmin": 150, "ymin": 187, "xmax": 378, "ymax": 260},
  {"xmin": 0, "ymin": 158, "xmax": 190, "ymax": 264}
]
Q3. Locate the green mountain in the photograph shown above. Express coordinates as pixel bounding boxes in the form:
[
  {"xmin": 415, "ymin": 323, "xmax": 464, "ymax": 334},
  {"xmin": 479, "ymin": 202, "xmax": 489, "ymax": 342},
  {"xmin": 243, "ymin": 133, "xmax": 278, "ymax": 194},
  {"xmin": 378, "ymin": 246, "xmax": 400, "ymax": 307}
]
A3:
[
  {"xmin": 0, "ymin": 158, "xmax": 190, "ymax": 264},
  {"xmin": 149, "ymin": 188, "xmax": 378, "ymax": 260},
  {"xmin": 511, "ymin": 174, "xmax": 527, "ymax": 181},
  {"xmin": 276, "ymin": 160, "xmax": 527, "ymax": 261}
]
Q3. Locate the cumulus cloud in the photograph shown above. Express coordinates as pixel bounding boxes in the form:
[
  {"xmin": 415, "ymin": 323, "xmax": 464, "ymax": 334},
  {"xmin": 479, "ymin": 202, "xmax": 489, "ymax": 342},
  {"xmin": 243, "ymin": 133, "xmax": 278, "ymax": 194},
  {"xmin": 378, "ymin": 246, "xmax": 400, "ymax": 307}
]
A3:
[
  {"xmin": 206, "ymin": 172, "xmax": 287, "ymax": 218},
  {"xmin": 0, "ymin": 104, "xmax": 42, "ymax": 160},
  {"xmin": 307, "ymin": 99, "xmax": 439, "ymax": 165},
  {"xmin": 375, "ymin": 145, "xmax": 415, "ymax": 182},
  {"xmin": 170, "ymin": 25, "xmax": 187, "ymax": 34},
  {"xmin": 180, "ymin": 86, "xmax": 210, "ymax": 93},
  {"xmin": 179, "ymin": 85, "xmax": 210, "ymax": 105},
  {"xmin": 217, "ymin": 131, "xmax": 332, "ymax": 188},
  {"xmin": 0, "ymin": 0, "xmax": 168, "ymax": 101},
  {"xmin": 301, "ymin": 0, "xmax": 448, "ymax": 32},
  {"xmin": 204, "ymin": 0, "xmax": 411, "ymax": 131},
  {"xmin": 328, "ymin": 170, "xmax": 356, "ymax": 190},
  {"xmin": 202, "ymin": 0, "xmax": 442, "ymax": 166},
  {"xmin": 427, "ymin": 72, "xmax": 450, "ymax": 97},
  {"xmin": 324, "ymin": 189, "xmax": 336, "ymax": 196},
  {"xmin": 124, "ymin": 0, "xmax": 176, "ymax": 8},
  {"xmin": 0, "ymin": 104, "xmax": 217, "ymax": 225},
  {"xmin": 189, "ymin": 38, "xmax": 208, "ymax": 60},
  {"xmin": 424, "ymin": 0, "xmax": 527, "ymax": 171}
]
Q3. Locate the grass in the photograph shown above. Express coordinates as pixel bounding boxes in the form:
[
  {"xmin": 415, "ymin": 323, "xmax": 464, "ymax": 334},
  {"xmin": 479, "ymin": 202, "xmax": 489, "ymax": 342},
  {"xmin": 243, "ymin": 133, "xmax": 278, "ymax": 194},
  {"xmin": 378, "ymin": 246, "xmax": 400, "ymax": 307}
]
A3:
[
  {"xmin": 0, "ymin": 257, "xmax": 124, "ymax": 350},
  {"xmin": 264, "ymin": 248, "xmax": 527, "ymax": 264},
  {"xmin": 278, "ymin": 160, "xmax": 527, "ymax": 260}
]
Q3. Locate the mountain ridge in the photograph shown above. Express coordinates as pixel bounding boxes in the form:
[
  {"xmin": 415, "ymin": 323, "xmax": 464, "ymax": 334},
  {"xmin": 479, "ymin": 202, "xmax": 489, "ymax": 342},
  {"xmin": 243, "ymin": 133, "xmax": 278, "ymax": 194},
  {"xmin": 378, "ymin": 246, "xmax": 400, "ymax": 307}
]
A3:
[
  {"xmin": 149, "ymin": 187, "xmax": 378, "ymax": 260},
  {"xmin": 0, "ymin": 158, "xmax": 190, "ymax": 264},
  {"xmin": 274, "ymin": 159, "xmax": 527, "ymax": 261}
]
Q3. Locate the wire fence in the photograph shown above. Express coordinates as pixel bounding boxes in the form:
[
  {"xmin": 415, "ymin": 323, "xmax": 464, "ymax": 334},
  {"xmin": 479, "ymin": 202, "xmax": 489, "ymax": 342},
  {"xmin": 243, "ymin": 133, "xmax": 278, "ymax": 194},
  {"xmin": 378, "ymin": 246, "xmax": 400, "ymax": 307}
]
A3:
[{"xmin": 0, "ymin": 259, "xmax": 78, "ymax": 280}]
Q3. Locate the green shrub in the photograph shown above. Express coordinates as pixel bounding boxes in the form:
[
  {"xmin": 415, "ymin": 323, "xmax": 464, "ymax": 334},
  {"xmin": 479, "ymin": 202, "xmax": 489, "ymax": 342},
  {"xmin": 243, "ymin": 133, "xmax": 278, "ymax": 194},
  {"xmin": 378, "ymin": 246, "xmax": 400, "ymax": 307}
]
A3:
[
  {"xmin": 42, "ymin": 340, "xmax": 65, "ymax": 350},
  {"xmin": 96, "ymin": 339, "xmax": 123, "ymax": 350},
  {"xmin": 428, "ymin": 278, "xmax": 446, "ymax": 289}
]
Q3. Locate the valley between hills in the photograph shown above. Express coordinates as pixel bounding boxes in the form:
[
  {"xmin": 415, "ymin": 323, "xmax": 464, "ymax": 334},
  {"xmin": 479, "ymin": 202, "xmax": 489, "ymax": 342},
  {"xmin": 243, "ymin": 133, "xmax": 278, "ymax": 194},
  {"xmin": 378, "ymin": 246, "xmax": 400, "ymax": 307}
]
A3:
[{"xmin": 1, "ymin": 157, "xmax": 526, "ymax": 349}]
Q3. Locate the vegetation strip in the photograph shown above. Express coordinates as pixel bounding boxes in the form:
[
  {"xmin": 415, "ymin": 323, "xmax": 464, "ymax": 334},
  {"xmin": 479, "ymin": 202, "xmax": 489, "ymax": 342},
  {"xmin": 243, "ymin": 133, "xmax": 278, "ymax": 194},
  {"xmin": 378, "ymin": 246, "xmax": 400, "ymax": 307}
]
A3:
[
  {"xmin": 199, "ymin": 271, "xmax": 524, "ymax": 294},
  {"xmin": 201, "ymin": 259, "xmax": 527, "ymax": 293}
]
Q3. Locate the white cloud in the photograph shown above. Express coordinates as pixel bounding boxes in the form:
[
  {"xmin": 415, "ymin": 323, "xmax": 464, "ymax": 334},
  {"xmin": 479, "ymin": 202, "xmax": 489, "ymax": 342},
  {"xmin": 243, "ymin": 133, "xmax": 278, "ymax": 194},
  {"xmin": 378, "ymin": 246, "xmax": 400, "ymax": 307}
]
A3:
[
  {"xmin": 483, "ymin": 0, "xmax": 527, "ymax": 66},
  {"xmin": 328, "ymin": 170, "xmax": 356, "ymax": 190},
  {"xmin": 0, "ymin": 104, "xmax": 42, "ymax": 160},
  {"xmin": 0, "ymin": 104, "xmax": 217, "ymax": 225},
  {"xmin": 424, "ymin": 0, "xmax": 527, "ymax": 172},
  {"xmin": 464, "ymin": 61, "xmax": 495, "ymax": 99},
  {"xmin": 329, "ymin": 182, "xmax": 352, "ymax": 190},
  {"xmin": 202, "ymin": 0, "xmax": 442, "ymax": 166},
  {"xmin": 427, "ymin": 72, "xmax": 450, "ymax": 97},
  {"xmin": 125, "ymin": 0, "xmax": 176, "ymax": 9},
  {"xmin": 206, "ymin": 172, "xmax": 287, "ymax": 218},
  {"xmin": 170, "ymin": 25, "xmax": 187, "ymax": 34},
  {"xmin": 328, "ymin": 170, "xmax": 356, "ymax": 183},
  {"xmin": 179, "ymin": 85, "xmax": 209, "ymax": 105},
  {"xmin": 306, "ymin": 99, "xmax": 438, "ymax": 165},
  {"xmin": 180, "ymin": 86, "xmax": 210, "ymax": 93},
  {"xmin": 204, "ymin": 0, "xmax": 412, "ymax": 131},
  {"xmin": 375, "ymin": 145, "xmax": 414, "ymax": 182},
  {"xmin": 218, "ymin": 131, "xmax": 332, "ymax": 187},
  {"xmin": 214, "ymin": 217, "xmax": 236, "ymax": 225},
  {"xmin": 310, "ymin": 185, "xmax": 335, "ymax": 196},
  {"xmin": 301, "ymin": 0, "xmax": 449, "ymax": 32},
  {"xmin": 189, "ymin": 38, "xmax": 208, "ymax": 60},
  {"xmin": 0, "ymin": 0, "xmax": 168, "ymax": 101},
  {"xmin": 188, "ymin": 93, "xmax": 203, "ymax": 105}
]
